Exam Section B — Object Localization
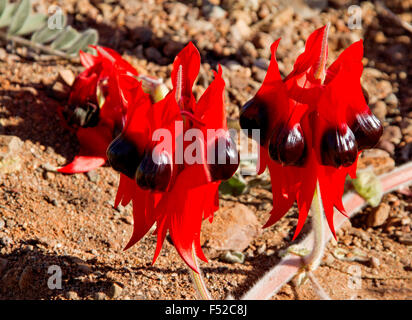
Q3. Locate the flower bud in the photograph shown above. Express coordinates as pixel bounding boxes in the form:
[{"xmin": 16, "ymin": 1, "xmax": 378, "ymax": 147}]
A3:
[
  {"xmin": 351, "ymin": 112, "xmax": 383, "ymax": 150},
  {"xmin": 269, "ymin": 124, "xmax": 306, "ymax": 166},
  {"xmin": 208, "ymin": 135, "xmax": 239, "ymax": 181},
  {"xmin": 107, "ymin": 135, "xmax": 142, "ymax": 179},
  {"xmin": 321, "ymin": 126, "xmax": 358, "ymax": 168},
  {"xmin": 239, "ymin": 98, "xmax": 268, "ymax": 145},
  {"xmin": 135, "ymin": 150, "xmax": 173, "ymax": 192}
]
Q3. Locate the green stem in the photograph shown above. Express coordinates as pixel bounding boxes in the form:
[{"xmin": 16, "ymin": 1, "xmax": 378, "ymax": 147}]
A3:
[{"xmin": 188, "ymin": 246, "xmax": 212, "ymax": 300}]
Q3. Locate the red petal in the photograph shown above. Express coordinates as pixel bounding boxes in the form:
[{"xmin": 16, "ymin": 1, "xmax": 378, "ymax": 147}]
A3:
[
  {"xmin": 285, "ymin": 25, "xmax": 329, "ymax": 83},
  {"xmin": 79, "ymin": 50, "xmax": 99, "ymax": 69},
  {"xmin": 171, "ymin": 42, "xmax": 200, "ymax": 107},
  {"xmin": 195, "ymin": 65, "xmax": 226, "ymax": 130},
  {"xmin": 58, "ymin": 156, "xmax": 106, "ymax": 173}
]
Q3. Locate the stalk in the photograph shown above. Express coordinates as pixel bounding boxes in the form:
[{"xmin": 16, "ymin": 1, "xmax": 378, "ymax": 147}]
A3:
[{"xmin": 188, "ymin": 245, "xmax": 212, "ymax": 300}]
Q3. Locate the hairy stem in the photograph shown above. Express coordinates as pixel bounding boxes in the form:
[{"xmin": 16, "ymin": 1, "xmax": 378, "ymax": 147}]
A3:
[
  {"xmin": 188, "ymin": 246, "xmax": 212, "ymax": 300},
  {"xmin": 0, "ymin": 31, "xmax": 79, "ymax": 62},
  {"xmin": 303, "ymin": 181, "xmax": 326, "ymax": 271}
]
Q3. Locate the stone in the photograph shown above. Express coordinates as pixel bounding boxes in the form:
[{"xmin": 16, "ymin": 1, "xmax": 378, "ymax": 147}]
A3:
[
  {"xmin": 385, "ymin": 93, "xmax": 398, "ymax": 106},
  {"xmin": 372, "ymin": 101, "xmax": 387, "ymax": 121},
  {"xmin": 65, "ymin": 291, "xmax": 79, "ymax": 300},
  {"xmin": 94, "ymin": 292, "xmax": 107, "ymax": 300},
  {"xmin": 200, "ymin": 203, "xmax": 261, "ymax": 252},
  {"xmin": 108, "ymin": 282, "xmax": 123, "ymax": 298},
  {"xmin": 86, "ymin": 170, "xmax": 100, "ymax": 183},
  {"xmin": 357, "ymin": 149, "xmax": 395, "ymax": 175},
  {"xmin": 381, "ymin": 126, "xmax": 402, "ymax": 145},
  {"xmin": 230, "ymin": 20, "xmax": 251, "ymax": 42},
  {"xmin": 369, "ymin": 256, "xmax": 380, "ymax": 268},
  {"xmin": 398, "ymin": 236, "xmax": 412, "ymax": 246},
  {"xmin": 366, "ymin": 203, "xmax": 390, "ymax": 227},
  {"xmin": 58, "ymin": 70, "xmax": 75, "ymax": 87},
  {"xmin": 377, "ymin": 140, "xmax": 395, "ymax": 155}
]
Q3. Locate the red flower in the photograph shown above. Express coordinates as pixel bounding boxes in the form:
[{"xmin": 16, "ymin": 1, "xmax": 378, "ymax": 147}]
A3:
[
  {"xmin": 58, "ymin": 46, "xmax": 139, "ymax": 173},
  {"xmin": 108, "ymin": 43, "xmax": 239, "ymax": 272},
  {"xmin": 240, "ymin": 25, "xmax": 382, "ymax": 238}
]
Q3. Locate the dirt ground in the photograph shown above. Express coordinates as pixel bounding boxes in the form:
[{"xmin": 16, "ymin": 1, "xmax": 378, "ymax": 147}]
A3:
[{"xmin": 0, "ymin": 0, "xmax": 411, "ymax": 300}]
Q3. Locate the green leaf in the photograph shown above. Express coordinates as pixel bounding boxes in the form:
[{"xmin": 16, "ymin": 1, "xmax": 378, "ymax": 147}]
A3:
[
  {"xmin": 8, "ymin": 0, "xmax": 31, "ymax": 35},
  {"xmin": 351, "ymin": 169, "xmax": 383, "ymax": 207},
  {"xmin": 31, "ymin": 14, "xmax": 67, "ymax": 43},
  {"xmin": 50, "ymin": 26, "xmax": 80, "ymax": 50},
  {"xmin": 0, "ymin": 2, "xmax": 17, "ymax": 28},
  {"xmin": 15, "ymin": 13, "xmax": 47, "ymax": 36},
  {"xmin": 219, "ymin": 172, "xmax": 247, "ymax": 196},
  {"xmin": 65, "ymin": 29, "xmax": 98, "ymax": 55}
]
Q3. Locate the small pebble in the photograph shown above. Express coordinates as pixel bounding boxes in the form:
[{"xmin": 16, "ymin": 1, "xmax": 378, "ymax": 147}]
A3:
[{"xmin": 108, "ymin": 283, "xmax": 123, "ymax": 298}]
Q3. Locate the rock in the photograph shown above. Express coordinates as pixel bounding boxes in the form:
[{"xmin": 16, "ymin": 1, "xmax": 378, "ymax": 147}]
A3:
[
  {"xmin": 86, "ymin": 170, "xmax": 100, "ymax": 183},
  {"xmin": 0, "ymin": 135, "xmax": 23, "ymax": 159},
  {"xmin": 252, "ymin": 32, "xmax": 272, "ymax": 50},
  {"xmin": 230, "ymin": 20, "xmax": 251, "ymax": 42},
  {"xmin": 376, "ymin": 80, "xmax": 392, "ymax": 99},
  {"xmin": 381, "ymin": 126, "xmax": 402, "ymax": 145},
  {"xmin": 200, "ymin": 203, "xmax": 261, "ymax": 252},
  {"xmin": 108, "ymin": 282, "xmax": 123, "ymax": 298},
  {"xmin": 372, "ymin": 101, "xmax": 387, "ymax": 121},
  {"xmin": 240, "ymin": 41, "xmax": 257, "ymax": 58},
  {"xmin": 65, "ymin": 291, "xmax": 79, "ymax": 300},
  {"xmin": 366, "ymin": 203, "xmax": 390, "ymax": 227},
  {"xmin": 369, "ymin": 256, "xmax": 380, "ymax": 268},
  {"xmin": 398, "ymin": 236, "xmax": 412, "ymax": 246},
  {"xmin": 202, "ymin": 4, "xmax": 227, "ymax": 19},
  {"xmin": 94, "ymin": 292, "xmax": 107, "ymax": 300},
  {"xmin": 0, "ymin": 257, "xmax": 7, "ymax": 275},
  {"xmin": 219, "ymin": 251, "xmax": 245, "ymax": 264},
  {"xmin": 41, "ymin": 163, "xmax": 57, "ymax": 172},
  {"xmin": 385, "ymin": 93, "xmax": 398, "ymax": 106},
  {"xmin": 58, "ymin": 70, "xmax": 75, "ymax": 87},
  {"xmin": 351, "ymin": 228, "xmax": 370, "ymax": 242},
  {"xmin": 357, "ymin": 149, "xmax": 395, "ymax": 175},
  {"xmin": 0, "ymin": 236, "xmax": 12, "ymax": 246},
  {"xmin": 377, "ymin": 140, "xmax": 395, "ymax": 155}
]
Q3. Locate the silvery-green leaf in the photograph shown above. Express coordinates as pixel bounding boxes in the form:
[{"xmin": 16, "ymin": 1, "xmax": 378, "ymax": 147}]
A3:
[
  {"xmin": 65, "ymin": 29, "xmax": 98, "ymax": 55},
  {"xmin": 50, "ymin": 26, "xmax": 80, "ymax": 50},
  {"xmin": 7, "ymin": 0, "xmax": 31, "ymax": 35},
  {"xmin": 15, "ymin": 13, "xmax": 47, "ymax": 36},
  {"xmin": 31, "ymin": 14, "xmax": 67, "ymax": 43},
  {"xmin": 0, "ymin": 2, "xmax": 17, "ymax": 28},
  {"xmin": 0, "ymin": 0, "xmax": 7, "ymax": 17}
]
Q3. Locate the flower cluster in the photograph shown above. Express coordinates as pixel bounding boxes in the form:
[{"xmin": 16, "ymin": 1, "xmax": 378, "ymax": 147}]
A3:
[
  {"xmin": 240, "ymin": 25, "xmax": 383, "ymax": 238},
  {"xmin": 106, "ymin": 43, "xmax": 239, "ymax": 272},
  {"xmin": 59, "ymin": 46, "xmax": 139, "ymax": 173}
]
